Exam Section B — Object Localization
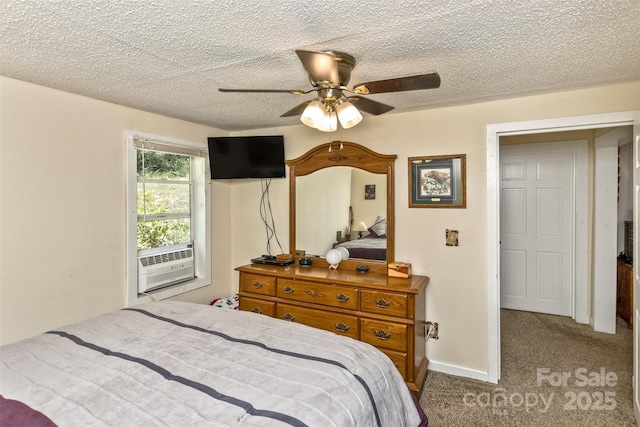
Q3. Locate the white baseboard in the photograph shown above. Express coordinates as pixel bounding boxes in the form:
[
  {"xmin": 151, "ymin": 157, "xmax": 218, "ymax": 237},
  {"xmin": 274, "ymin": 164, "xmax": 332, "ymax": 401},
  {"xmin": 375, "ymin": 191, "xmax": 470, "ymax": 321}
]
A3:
[{"xmin": 428, "ymin": 360, "xmax": 494, "ymax": 383}]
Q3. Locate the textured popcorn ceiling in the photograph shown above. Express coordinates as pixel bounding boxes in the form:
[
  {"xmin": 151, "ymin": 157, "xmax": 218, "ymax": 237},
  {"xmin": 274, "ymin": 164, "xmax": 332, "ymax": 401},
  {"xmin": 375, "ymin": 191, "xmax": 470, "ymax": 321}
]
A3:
[{"xmin": 1, "ymin": 0, "xmax": 639, "ymax": 131}]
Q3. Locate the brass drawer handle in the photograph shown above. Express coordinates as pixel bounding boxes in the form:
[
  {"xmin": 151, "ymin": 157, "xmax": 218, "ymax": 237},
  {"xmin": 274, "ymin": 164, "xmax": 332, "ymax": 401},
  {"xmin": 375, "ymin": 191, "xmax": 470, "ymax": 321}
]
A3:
[
  {"xmin": 251, "ymin": 307, "xmax": 263, "ymax": 314},
  {"xmin": 335, "ymin": 322, "xmax": 350, "ymax": 333},
  {"xmin": 336, "ymin": 293, "xmax": 350, "ymax": 303},
  {"xmin": 283, "ymin": 313, "xmax": 296, "ymax": 321},
  {"xmin": 283, "ymin": 286, "xmax": 294, "ymax": 294},
  {"xmin": 253, "ymin": 281, "xmax": 263, "ymax": 289},
  {"xmin": 374, "ymin": 329, "xmax": 391, "ymax": 340},
  {"xmin": 375, "ymin": 298, "xmax": 390, "ymax": 308}
]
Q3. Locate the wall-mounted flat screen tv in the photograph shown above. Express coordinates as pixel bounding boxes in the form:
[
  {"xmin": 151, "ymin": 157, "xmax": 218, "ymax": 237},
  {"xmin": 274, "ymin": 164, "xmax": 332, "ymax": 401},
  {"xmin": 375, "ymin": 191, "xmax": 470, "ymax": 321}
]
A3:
[{"xmin": 207, "ymin": 135, "xmax": 285, "ymax": 179}]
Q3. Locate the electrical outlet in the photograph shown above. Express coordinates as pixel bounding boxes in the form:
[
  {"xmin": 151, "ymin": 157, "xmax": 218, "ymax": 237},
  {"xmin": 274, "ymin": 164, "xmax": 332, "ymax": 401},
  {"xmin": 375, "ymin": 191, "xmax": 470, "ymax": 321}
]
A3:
[{"xmin": 425, "ymin": 321, "xmax": 439, "ymax": 339}]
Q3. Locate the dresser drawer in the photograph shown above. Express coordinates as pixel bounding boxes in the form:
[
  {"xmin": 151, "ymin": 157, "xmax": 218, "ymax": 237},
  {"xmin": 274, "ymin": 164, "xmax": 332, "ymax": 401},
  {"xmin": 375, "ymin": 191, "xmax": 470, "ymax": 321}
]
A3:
[
  {"xmin": 276, "ymin": 303, "xmax": 358, "ymax": 339},
  {"xmin": 360, "ymin": 319, "xmax": 408, "ymax": 352},
  {"xmin": 239, "ymin": 296, "xmax": 275, "ymax": 317},
  {"xmin": 378, "ymin": 348, "xmax": 408, "ymax": 380},
  {"xmin": 361, "ymin": 290, "xmax": 408, "ymax": 318},
  {"xmin": 277, "ymin": 279, "xmax": 358, "ymax": 310},
  {"xmin": 239, "ymin": 273, "xmax": 276, "ymax": 296}
]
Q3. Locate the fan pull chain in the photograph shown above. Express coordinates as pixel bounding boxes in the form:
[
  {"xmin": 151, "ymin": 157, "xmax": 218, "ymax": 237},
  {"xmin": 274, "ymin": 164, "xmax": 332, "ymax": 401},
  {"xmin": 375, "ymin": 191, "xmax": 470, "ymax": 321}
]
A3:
[{"xmin": 328, "ymin": 110, "xmax": 334, "ymax": 152}]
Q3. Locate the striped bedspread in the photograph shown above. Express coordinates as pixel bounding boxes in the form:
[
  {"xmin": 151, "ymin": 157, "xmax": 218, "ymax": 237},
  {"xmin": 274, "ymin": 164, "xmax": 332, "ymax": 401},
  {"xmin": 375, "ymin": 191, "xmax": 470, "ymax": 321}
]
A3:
[
  {"xmin": 0, "ymin": 301, "xmax": 424, "ymax": 426},
  {"xmin": 335, "ymin": 237, "xmax": 387, "ymax": 261}
]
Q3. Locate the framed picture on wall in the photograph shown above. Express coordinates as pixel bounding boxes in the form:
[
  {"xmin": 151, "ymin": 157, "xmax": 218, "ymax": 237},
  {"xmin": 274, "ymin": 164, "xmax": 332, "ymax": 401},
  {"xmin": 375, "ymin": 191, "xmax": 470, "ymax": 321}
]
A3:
[
  {"xmin": 365, "ymin": 184, "xmax": 376, "ymax": 200},
  {"xmin": 408, "ymin": 154, "xmax": 466, "ymax": 208}
]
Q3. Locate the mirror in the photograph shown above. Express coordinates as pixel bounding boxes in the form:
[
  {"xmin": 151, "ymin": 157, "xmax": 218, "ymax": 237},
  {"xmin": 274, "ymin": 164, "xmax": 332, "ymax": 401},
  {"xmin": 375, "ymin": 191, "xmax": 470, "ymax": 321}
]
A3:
[
  {"xmin": 287, "ymin": 141, "xmax": 396, "ymax": 264},
  {"xmin": 296, "ymin": 167, "xmax": 387, "ymax": 258}
]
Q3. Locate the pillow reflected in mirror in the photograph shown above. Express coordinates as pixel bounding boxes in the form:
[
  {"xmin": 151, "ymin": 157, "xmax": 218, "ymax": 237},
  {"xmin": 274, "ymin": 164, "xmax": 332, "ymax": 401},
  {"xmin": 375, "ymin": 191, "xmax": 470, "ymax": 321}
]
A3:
[{"xmin": 369, "ymin": 216, "xmax": 386, "ymax": 237}]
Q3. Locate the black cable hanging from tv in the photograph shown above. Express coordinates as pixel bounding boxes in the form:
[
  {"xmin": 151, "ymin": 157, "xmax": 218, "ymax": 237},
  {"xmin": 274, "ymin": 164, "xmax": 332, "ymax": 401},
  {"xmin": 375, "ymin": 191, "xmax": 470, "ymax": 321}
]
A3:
[{"xmin": 260, "ymin": 178, "xmax": 284, "ymax": 255}]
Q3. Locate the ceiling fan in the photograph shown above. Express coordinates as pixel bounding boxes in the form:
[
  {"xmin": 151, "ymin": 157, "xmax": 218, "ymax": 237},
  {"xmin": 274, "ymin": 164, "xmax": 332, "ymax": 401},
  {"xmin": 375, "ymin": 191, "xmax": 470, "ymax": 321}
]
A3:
[{"xmin": 219, "ymin": 49, "xmax": 441, "ymax": 132}]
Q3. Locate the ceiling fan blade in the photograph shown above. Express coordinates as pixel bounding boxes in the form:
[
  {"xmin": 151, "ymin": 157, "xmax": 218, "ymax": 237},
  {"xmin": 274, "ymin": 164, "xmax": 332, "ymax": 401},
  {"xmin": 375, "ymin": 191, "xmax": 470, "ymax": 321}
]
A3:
[
  {"xmin": 280, "ymin": 101, "xmax": 311, "ymax": 117},
  {"xmin": 219, "ymin": 88, "xmax": 307, "ymax": 94},
  {"xmin": 295, "ymin": 49, "xmax": 341, "ymax": 86},
  {"xmin": 353, "ymin": 72, "xmax": 441, "ymax": 94},
  {"xmin": 349, "ymin": 96, "xmax": 394, "ymax": 116}
]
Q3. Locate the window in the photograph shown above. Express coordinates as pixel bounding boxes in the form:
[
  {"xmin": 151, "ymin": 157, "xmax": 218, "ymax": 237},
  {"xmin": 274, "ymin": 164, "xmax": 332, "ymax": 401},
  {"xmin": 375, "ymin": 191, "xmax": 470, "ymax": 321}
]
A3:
[
  {"xmin": 137, "ymin": 150, "xmax": 192, "ymax": 250},
  {"xmin": 126, "ymin": 131, "xmax": 210, "ymax": 305}
]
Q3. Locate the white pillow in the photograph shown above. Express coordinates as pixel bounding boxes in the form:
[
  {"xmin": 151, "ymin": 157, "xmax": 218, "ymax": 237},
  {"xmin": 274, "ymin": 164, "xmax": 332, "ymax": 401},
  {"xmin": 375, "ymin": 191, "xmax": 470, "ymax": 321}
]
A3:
[{"xmin": 369, "ymin": 216, "xmax": 386, "ymax": 237}]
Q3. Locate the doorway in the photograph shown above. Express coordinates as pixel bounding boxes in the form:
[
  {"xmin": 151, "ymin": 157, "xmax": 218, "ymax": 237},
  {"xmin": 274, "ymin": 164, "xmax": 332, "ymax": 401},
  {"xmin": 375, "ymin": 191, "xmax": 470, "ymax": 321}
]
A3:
[{"xmin": 486, "ymin": 111, "xmax": 640, "ymax": 384}]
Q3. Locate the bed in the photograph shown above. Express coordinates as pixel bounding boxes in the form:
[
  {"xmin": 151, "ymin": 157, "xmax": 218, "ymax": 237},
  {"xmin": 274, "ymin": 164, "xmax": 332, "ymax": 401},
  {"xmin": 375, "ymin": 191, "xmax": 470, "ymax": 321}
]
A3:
[
  {"xmin": 334, "ymin": 234, "xmax": 387, "ymax": 261},
  {"xmin": 0, "ymin": 301, "xmax": 427, "ymax": 426},
  {"xmin": 335, "ymin": 216, "xmax": 387, "ymax": 261}
]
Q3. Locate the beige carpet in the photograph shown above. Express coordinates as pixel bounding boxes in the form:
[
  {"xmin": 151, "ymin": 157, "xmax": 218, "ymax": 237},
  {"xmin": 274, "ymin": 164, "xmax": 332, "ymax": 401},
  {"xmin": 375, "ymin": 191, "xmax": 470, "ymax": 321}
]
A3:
[{"xmin": 420, "ymin": 309, "xmax": 635, "ymax": 426}]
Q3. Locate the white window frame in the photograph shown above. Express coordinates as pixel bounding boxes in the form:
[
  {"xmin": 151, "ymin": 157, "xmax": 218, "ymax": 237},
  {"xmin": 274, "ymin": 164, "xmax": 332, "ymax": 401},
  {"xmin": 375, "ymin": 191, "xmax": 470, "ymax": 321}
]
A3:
[{"xmin": 126, "ymin": 130, "xmax": 211, "ymax": 306}]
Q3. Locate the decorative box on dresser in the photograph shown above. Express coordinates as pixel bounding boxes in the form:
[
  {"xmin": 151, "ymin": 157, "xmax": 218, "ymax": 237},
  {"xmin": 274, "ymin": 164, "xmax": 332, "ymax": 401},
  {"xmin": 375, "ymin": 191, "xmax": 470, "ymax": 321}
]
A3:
[{"xmin": 236, "ymin": 263, "xmax": 430, "ymax": 397}]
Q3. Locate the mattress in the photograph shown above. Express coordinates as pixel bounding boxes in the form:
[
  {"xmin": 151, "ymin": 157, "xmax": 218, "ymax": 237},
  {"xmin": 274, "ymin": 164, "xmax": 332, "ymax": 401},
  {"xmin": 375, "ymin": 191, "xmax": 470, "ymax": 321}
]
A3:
[
  {"xmin": 335, "ymin": 236, "xmax": 387, "ymax": 261},
  {"xmin": 0, "ymin": 301, "xmax": 426, "ymax": 426}
]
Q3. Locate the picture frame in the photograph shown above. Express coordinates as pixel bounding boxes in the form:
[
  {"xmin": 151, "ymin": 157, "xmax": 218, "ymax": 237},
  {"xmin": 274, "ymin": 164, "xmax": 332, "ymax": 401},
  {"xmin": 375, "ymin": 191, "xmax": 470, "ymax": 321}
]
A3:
[
  {"xmin": 365, "ymin": 184, "xmax": 376, "ymax": 200},
  {"xmin": 408, "ymin": 154, "xmax": 466, "ymax": 208}
]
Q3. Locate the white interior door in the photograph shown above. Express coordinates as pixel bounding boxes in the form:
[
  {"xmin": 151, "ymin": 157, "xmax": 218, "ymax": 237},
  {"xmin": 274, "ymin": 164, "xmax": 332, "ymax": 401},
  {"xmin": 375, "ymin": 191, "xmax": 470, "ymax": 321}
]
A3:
[{"xmin": 500, "ymin": 144, "xmax": 574, "ymax": 316}]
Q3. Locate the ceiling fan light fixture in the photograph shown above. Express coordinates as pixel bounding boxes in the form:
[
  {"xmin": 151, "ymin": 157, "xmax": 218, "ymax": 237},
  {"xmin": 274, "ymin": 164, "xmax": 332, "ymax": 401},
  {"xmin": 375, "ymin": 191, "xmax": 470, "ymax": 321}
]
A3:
[
  {"xmin": 300, "ymin": 99, "xmax": 325, "ymax": 128},
  {"xmin": 335, "ymin": 98, "xmax": 362, "ymax": 129},
  {"xmin": 315, "ymin": 110, "xmax": 337, "ymax": 132},
  {"xmin": 219, "ymin": 49, "xmax": 441, "ymax": 130}
]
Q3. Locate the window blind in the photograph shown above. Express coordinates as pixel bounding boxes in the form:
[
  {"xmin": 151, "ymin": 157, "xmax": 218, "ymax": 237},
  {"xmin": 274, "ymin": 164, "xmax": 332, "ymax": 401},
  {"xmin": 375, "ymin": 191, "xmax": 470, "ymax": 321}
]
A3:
[{"xmin": 133, "ymin": 136, "xmax": 207, "ymax": 158}]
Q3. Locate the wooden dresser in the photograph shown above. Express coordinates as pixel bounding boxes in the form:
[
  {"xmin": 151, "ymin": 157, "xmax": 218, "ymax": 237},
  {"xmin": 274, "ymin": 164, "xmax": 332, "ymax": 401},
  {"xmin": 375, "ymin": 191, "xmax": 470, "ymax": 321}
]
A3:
[
  {"xmin": 616, "ymin": 257, "xmax": 633, "ymax": 329},
  {"xmin": 236, "ymin": 263, "xmax": 430, "ymax": 397}
]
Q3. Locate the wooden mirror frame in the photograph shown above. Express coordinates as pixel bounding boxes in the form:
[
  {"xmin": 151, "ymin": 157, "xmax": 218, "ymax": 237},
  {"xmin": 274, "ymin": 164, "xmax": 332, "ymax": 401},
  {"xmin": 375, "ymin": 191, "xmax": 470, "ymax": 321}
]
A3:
[{"xmin": 286, "ymin": 141, "xmax": 396, "ymax": 270}]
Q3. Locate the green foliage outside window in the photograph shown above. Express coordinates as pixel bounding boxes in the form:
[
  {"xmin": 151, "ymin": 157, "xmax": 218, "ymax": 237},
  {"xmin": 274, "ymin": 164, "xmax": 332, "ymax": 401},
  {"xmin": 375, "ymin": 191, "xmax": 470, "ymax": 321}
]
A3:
[
  {"xmin": 137, "ymin": 150, "xmax": 190, "ymax": 180},
  {"xmin": 137, "ymin": 150, "xmax": 192, "ymax": 250}
]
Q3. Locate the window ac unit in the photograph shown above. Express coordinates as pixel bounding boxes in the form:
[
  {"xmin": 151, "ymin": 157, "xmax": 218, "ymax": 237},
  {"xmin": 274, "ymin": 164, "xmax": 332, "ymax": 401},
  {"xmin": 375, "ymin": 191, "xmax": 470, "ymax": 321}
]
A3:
[{"xmin": 137, "ymin": 246, "xmax": 195, "ymax": 293}]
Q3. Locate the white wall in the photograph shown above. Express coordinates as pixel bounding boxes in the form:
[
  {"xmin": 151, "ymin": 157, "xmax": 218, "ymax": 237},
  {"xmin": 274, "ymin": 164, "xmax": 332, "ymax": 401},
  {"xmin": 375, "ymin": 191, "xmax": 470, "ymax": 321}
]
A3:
[
  {"xmin": 592, "ymin": 135, "xmax": 620, "ymax": 333},
  {"xmin": 0, "ymin": 76, "xmax": 231, "ymax": 345},
  {"xmin": 2, "ymin": 75, "xmax": 639, "ymax": 376},
  {"xmin": 618, "ymin": 140, "xmax": 634, "ymax": 256},
  {"xmin": 350, "ymin": 169, "xmax": 386, "ymax": 231},
  {"xmin": 296, "ymin": 167, "xmax": 351, "ymax": 255},
  {"xmin": 592, "ymin": 127, "xmax": 634, "ymax": 333}
]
